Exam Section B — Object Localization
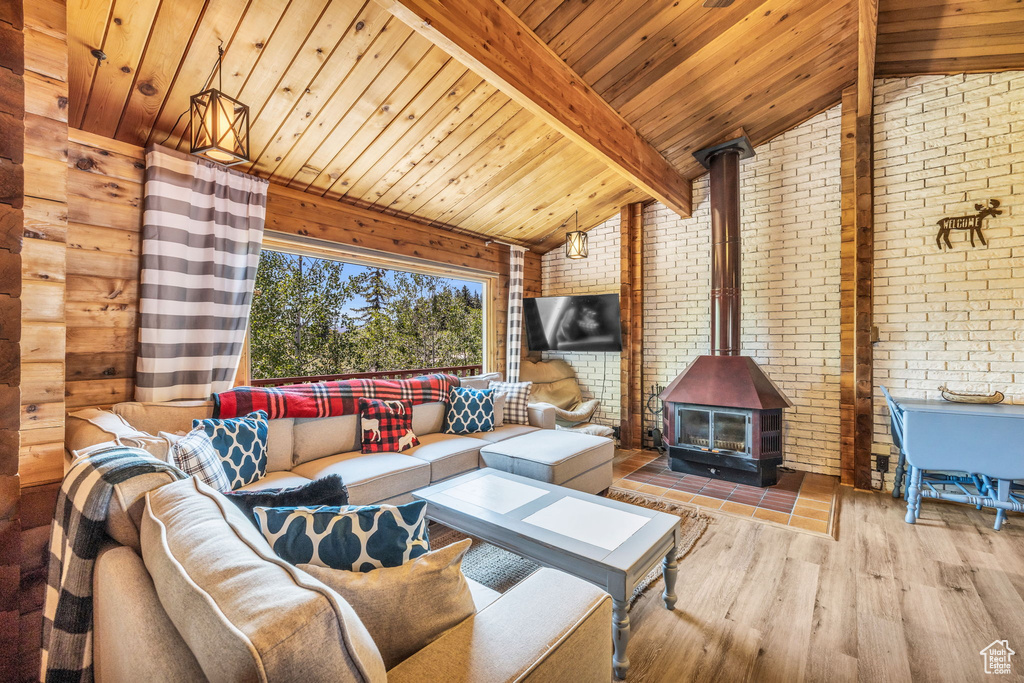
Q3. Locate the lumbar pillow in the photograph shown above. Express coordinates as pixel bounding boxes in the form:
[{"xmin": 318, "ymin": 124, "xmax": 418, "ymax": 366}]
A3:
[
  {"xmin": 169, "ymin": 428, "xmax": 231, "ymax": 492},
  {"xmin": 299, "ymin": 539, "xmax": 475, "ymax": 669},
  {"xmin": 223, "ymin": 474, "xmax": 349, "ymax": 525},
  {"xmin": 253, "ymin": 501, "xmax": 430, "ymax": 572},
  {"xmin": 443, "ymin": 386, "xmax": 494, "ymax": 435},
  {"xmin": 488, "ymin": 381, "xmax": 531, "ymax": 424},
  {"xmin": 358, "ymin": 398, "xmax": 418, "ymax": 454},
  {"xmin": 193, "ymin": 410, "xmax": 268, "ymax": 490}
]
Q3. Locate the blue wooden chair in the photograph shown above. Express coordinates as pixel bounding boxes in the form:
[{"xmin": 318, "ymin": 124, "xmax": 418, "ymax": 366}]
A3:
[
  {"xmin": 883, "ymin": 386, "xmax": 1012, "ymax": 529},
  {"xmin": 880, "ymin": 386, "xmax": 908, "ymax": 498}
]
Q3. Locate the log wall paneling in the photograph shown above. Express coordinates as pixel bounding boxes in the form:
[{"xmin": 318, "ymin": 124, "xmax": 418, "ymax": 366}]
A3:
[
  {"xmin": 839, "ymin": 0, "xmax": 877, "ymax": 490},
  {"xmin": 619, "ymin": 202, "xmax": 643, "ymax": 450},
  {"xmin": 65, "ymin": 129, "xmax": 143, "ymax": 413},
  {"xmin": 0, "ymin": 0, "xmax": 23, "ymax": 676},
  {"xmin": 16, "ymin": 0, "xmax": 68, "ymax": 678},
  {"xmin": 20, "ymin": 0, "xmax": 67, "ymax": 488}
]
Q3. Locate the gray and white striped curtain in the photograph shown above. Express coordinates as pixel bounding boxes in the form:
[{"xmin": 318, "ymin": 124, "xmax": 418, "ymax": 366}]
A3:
[
  {"xmin": 505, "ymin": 246, "xmax": 526, "ymax": 383},
  {"xmin": 136, "ymin": 145, "xmax": 268, "ymax": 402}
]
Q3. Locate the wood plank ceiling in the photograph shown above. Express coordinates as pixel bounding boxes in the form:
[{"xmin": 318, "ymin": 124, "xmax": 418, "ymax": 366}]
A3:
[
  {"xmin": 67, "ymin": 0, "xmax": 1024, "ymax": 251},
  {"xmin": 876, "ymin": 0, "xmax": 1024, "ymax": 76}
]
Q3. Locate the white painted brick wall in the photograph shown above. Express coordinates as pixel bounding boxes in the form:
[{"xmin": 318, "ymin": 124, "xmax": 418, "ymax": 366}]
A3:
[
  {"xmin": 543, "ymin": 106, "xmax": 844, "ymax": 475},
  {"xmin": 541, "ymin": 214, "xmax": 622, "ymax": 426},
  {"xmin": 871, "ymin": 72, "xmax": 1024, "ymax": 490}
]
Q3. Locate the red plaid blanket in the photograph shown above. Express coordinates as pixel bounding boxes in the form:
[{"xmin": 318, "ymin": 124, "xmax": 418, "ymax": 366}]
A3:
[{"xmin": 213, "ymin": 374, "xmax": 457, "ymax": 419}]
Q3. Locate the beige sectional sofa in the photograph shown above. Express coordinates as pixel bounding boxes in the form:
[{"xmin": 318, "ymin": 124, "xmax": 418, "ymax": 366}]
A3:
[
  {"xmin": 90, "ymin": 474, "xmax": 613, "ymax": 682},
  {"xmin": 66, "ymin": 380, "xmax": 618, "ymax": 681},
  {"xmin": 68, "ymin": 396, "xmax": 614, "ymax": 506}
]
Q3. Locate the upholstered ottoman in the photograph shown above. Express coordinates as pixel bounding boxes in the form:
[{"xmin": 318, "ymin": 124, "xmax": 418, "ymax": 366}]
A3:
[{"xmin": 479, "ymin": 430, "xmax": 614, "ymax": 495}]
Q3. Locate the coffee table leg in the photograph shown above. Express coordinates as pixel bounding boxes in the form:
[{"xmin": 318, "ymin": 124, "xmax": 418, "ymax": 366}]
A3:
[
  {"xmin": 663, "ymin": 547, "xmax": 678, "ymax": 610},
  {"xmin": 612, "ymin": 598, "xmax": 630, "ymax": 679}
]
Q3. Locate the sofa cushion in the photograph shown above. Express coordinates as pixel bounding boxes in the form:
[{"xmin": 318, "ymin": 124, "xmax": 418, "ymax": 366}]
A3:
[
  {"xmin": 386, "ymin": 568, "xmax": 611, "ymax": 683},
  {"xmin": 469, "ymin": 424, "xmax": 539, "ymax": 443},
  {"xmin": 292, "ymin": 451, "xmax": 431, "ymax": 505},
  {"xmin": 411, "ymin": 401, "xmax": 447, "ymax": 436},
  {"xmin": 479, "ymin": 431, "xmax": 613, "ymax": 485},
  {"xmin": 140, "ymin": 478, "xmax": 387, "ymax": 683},
  {"xmin": 112, "ymin": 400, "xmax": 293, "ymax": 473},
  {"xmin": 113, "ymin": 400, "xmax": 214, "ymax": 436},
  {"xmin": 403, "ymin": 433, "xmax": 489, "ymax": 482},
  {"xmin": 458, "ymin": 372, "xmax": 502, "ymax": 390},
  {"xmin": 66, "ymin": 408, "xmax": 175, "ymax": 461},
  {"xmin": 93, "ymin": 544, "xmax": 205, "ymax": 682},
  {"xmin": 300, "ymin": 539, "xmax": 475, "ymax": 669},
  {"xmin": 293, "ymin": 414, "xmax": 360, "ymax": 465},
  {"xmin": 466, "ymin": 578, "xmax": 500, "ymax": 612},
  {"xmin": 254, "ymin": 501, "xmax": 429, "ymax": 572},
  {"xmin": 236, "ymin": 470, "xmax": 314, "ymax": 491}
]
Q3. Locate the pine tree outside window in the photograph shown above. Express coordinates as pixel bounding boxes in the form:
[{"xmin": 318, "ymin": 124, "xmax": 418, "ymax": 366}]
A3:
[{"xmin": 248, "ymin": 249, "xmax": 486, "ymax": 381}]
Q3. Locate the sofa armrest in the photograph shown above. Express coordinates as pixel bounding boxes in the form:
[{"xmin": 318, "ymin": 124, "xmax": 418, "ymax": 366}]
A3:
[
  {"xmin": 527, "ymin": 402, "xmax": 556, "ymax": 430},
  {"xmin": 387, "ymin": 568, "xmax": 611, "ymax": 683}
]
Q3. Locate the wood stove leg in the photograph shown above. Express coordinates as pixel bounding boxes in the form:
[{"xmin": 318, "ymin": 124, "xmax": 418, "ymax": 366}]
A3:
[
  {"xmin": 662, "ymin": 547, "xmax": 678, "ymax": 610},
  {"xmin": 612, "ymin": 598, "xmax": 630, "ymax": 679}
]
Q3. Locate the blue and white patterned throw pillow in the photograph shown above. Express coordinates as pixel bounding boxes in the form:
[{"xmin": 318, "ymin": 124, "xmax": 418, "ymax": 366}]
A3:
[
  {"xmin": 170, "ymin": 428, "xmax": 232, "ymax": 492},
  {"xmin": 253, "ymin": 501, "xmax": 430, "ymax": 572},
  {"xmin": 193, "ymin": 410, "xmax": 268, "ymax": 490},
  {"xmin": 443, "ymin": 386, "xmax": 495, "ymax": 435}
]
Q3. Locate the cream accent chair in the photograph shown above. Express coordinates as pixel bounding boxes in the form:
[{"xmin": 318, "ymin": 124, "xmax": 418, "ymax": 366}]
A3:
[{"xmin": 520, "ymin": 359, "xmax": 601, "ymax": 427}]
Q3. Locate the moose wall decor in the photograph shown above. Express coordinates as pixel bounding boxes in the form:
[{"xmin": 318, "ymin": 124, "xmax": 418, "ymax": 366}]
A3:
[{"xmin": 936, "ymin": 199, "xmax": 1002, "ymax": 250}]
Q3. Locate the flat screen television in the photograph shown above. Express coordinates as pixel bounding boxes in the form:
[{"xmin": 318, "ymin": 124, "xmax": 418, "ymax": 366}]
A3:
[{"xmin": 523, "ymin": 293, "xmax": 623, "ymax": 352}]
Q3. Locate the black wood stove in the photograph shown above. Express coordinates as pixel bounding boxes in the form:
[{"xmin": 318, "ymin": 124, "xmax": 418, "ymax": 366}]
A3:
[{"xmin": 659, "ymin": 136, "xmax": 792, "ymax": 487}]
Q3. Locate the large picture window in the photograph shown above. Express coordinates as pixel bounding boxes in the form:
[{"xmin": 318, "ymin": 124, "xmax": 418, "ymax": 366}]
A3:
[{"xmin": 249, "ymin": 248, "xmax": 485, "ymax": 381}]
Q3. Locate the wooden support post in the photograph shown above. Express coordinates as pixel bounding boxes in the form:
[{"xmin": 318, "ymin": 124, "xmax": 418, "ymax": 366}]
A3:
[
  {"xmin": 619, "ymin": 203, "xmax": 643, "ymax": 450},
  {"xmin": 840, "ymin": 0, "xmax": 877, "ymax": 489}
]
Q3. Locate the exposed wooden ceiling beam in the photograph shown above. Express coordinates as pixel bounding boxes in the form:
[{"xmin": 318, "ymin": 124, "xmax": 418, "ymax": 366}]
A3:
[{"xmin": 372, "ymin": 0, "xmax": 693, "ymax": 218}]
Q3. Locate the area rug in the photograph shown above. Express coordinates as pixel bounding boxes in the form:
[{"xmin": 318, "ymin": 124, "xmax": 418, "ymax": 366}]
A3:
[{"xmin": 431, "ymin": 492, "xmax": 709, "ymax": 605}]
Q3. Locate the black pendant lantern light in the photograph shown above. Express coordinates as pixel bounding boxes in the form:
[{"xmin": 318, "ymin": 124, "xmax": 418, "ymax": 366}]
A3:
[
  {"xmin": 565, "ymin": 210, "xmax": 588, "ymax": 259},
  {"xmin": 190, "ymin": 46, "xmax": 250, "ymax": 166}
]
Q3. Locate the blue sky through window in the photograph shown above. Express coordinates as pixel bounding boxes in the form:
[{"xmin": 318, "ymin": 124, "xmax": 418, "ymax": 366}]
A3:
[{"xmin": 273, "ymin": 251, "xmax": 483, "ymax": 318}]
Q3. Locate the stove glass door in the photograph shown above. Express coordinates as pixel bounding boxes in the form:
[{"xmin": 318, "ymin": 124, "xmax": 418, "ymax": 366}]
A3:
[
  {"xmin": 712, "ymin": 411, "xmax": 749, "ymax": 454},
  {"xmin": 677, "ymin": 407, "xmax": 710, "ymax": 448}
]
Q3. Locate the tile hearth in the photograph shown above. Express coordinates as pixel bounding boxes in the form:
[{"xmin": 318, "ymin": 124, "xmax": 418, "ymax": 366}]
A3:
[{"xmin": 612, "ymin": 451, "xmax": 838, "ymax": 536}]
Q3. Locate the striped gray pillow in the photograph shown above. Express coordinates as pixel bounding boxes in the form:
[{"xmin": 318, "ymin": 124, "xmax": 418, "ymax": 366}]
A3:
[{"xmin": 488, "ymin": 381, "xmax": 532, "ymax": 425}]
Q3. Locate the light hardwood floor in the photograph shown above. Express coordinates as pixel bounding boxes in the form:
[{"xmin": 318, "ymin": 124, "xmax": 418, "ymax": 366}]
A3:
[{"xmin": 623, "ymin": 486, "xmax": 1024, "ymax": 682}]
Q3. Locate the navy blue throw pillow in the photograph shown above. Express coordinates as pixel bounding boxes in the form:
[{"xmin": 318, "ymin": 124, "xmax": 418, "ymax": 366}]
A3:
[
  {"xmin": 443, "ymin": 386, "xmax": 495, "ymax": 435},
  {"xmin": 253, "ymin": 500, "xmax": 429, "ymax": 572},
  {"xmin": 193, "ymin": 410, "xmax": 268, "ymax": 490}
]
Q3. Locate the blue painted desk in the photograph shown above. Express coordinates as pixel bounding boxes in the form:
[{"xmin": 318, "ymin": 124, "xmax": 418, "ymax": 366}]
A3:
[{"xmin": 900, "ymin": 398, "xmax": 1024, "ymax": 529}]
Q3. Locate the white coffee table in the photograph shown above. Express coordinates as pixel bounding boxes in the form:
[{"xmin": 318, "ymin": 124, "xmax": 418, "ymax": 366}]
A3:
[{"xmin": 413, "ymin": 468, "xmax": 681, "ymax": 679}]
